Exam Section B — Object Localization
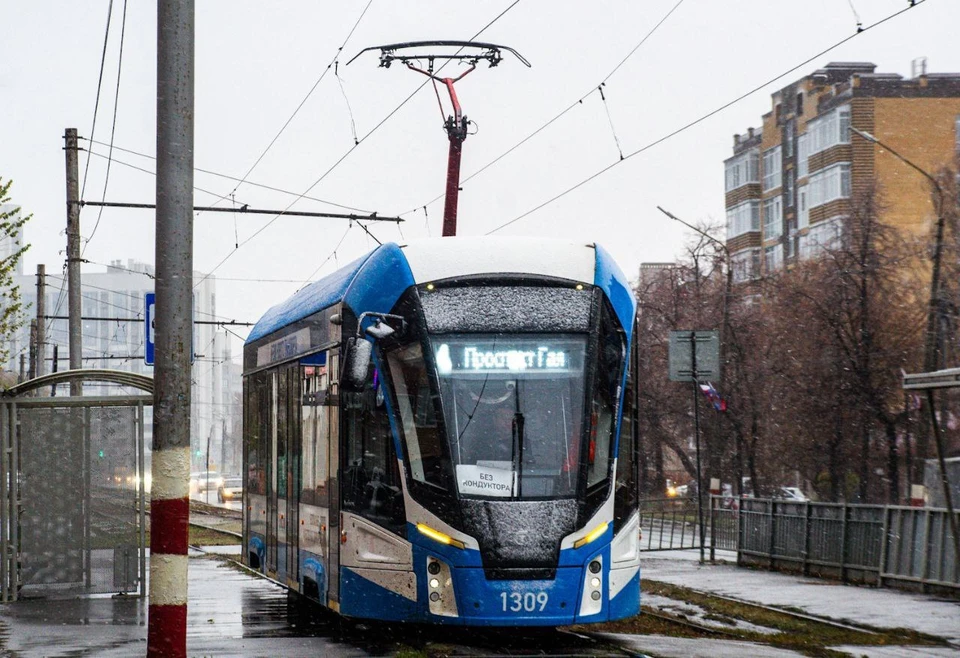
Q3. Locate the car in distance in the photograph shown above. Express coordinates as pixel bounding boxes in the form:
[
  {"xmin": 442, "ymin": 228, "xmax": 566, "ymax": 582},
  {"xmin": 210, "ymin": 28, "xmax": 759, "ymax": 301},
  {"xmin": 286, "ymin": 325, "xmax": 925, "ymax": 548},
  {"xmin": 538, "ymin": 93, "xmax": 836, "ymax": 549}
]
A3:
[
  {"xmin": 217, "ymin": 476, "xmax": 243, "ymax": 503},
  {"xmin": 190, "ymin": 471, "xmax": 223, "ymax": 494},
  {"xmin": 776, "ymin": 486, "xmax": 808, "ymax": 501}
]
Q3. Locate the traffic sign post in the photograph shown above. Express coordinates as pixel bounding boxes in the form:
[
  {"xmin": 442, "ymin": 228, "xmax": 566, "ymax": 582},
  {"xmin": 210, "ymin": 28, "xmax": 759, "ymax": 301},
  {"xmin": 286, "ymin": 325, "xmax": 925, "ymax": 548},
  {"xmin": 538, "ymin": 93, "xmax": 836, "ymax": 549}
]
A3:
[
  {"xmin": 668, "ymin": 329, "xmax": 720, "ymax": 565},
  {"xmin": 145, "ymin": 293, "xmax": 155, "ymax": 366}
]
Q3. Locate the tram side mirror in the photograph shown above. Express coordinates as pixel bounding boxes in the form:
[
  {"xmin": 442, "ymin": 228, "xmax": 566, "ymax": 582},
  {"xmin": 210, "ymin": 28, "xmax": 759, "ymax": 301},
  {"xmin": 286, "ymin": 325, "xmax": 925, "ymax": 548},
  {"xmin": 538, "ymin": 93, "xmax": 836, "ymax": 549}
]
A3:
[
  {"xmin": 365, "ymin": 319, "xmax": 395, "ymax": 340},
  {"xmin": 344, "ymin": 337, "xmax": 374, "ymax": 390}
]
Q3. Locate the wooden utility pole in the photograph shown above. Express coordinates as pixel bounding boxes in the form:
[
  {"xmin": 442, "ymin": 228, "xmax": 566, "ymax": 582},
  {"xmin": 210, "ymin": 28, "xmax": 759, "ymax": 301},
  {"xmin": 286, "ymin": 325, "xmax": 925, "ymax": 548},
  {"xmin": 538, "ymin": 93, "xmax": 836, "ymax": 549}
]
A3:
[
  {"xmin": 35, "ymin": 264, "xmax": 45, "ymax": 379},
  {"xmin": 148, "ymin": 2, "xmax": 194, "ymax": 656},
  {"xmin": 64, "ymin": 128, "xmax": 82, "ymax": 395}
]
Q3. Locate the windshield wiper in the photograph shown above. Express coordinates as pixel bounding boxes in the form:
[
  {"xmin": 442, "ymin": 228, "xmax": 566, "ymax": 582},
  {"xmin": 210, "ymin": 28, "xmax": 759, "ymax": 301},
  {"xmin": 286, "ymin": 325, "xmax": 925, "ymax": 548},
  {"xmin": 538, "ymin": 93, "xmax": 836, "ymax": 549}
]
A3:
[{"xmin": 512, "ymin": 383, "xmax": 525, "ymax": 499}]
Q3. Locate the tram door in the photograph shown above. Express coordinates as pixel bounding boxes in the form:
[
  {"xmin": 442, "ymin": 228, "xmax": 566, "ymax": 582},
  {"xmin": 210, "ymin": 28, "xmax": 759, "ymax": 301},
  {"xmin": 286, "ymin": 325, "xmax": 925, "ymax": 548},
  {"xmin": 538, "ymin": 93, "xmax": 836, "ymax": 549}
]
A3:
[
  {"xmin": 266, "ymin": 371, "xmax": 278, "ymax": 575},
  {"xmin": 266, "ymin": 363, "xmax": 301, "ymax": 581},
  {"xmin": 327, "ymin": 355, "xmax": 341, "ymax": 606},
  {"xmin": 284, "ymin": 363, "xmax": 302, "ymax": 587}
]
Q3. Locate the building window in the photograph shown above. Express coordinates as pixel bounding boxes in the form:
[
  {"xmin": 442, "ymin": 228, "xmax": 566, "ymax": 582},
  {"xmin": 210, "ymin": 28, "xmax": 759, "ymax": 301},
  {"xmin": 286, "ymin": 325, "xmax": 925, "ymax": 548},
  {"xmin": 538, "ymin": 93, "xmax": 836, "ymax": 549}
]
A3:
[
  {"xmin": 808, "ymin": 163, "xmax": 851, "ymax": 209},
  {"xmin": 724, "ymin": 149, "xmax": 760, "ymax": 192},
  {"xmin": 731, "ymin": 248, "xmax": 761, "ymax": 283},
  {"xmin": 785, "ymin": 170, "xmax": 795, "ymax": 208},
  {"xmin": 807, "ymin": 105, "xmax": 850, "ymax": 156},
  {"xmin": 796, "ymin": 92, "xmax": 804, "ymax": 116},
  {"xmin": 763, "ymin": 195, "xmax": 782, "ymax": 239},
  {"xmin": 764, "ymin": 244, "xmax": 783, "ymax": 273},
  {"xmin": 762, "ymin": 145, "xmax": 782, "ymax": 191},
  {"xmin": 726, "ymin": 200, "xmax": 760, "ymax": 240},
  {"xmin": 785, "ymin": 120, "xmax": 794, "ymax": 158},
  {"xmin": 801, "ymin": 217, "xmax": 844, "ymax": 259},
  {"xmin": 798, "ymin": 133, "xmax": 809, "ymax": 178},
  {"xmin": 798, "ymin": 185, "xmax": 809, "ymax": 229}
]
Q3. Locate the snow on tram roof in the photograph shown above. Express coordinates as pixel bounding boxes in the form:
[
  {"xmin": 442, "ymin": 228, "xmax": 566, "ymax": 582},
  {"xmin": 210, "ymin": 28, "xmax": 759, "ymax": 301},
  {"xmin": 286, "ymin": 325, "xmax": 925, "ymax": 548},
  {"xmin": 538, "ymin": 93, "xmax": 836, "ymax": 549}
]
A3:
[
  {"xmin": 399, "ymin": 236, "xmax": 596, "ymax": 285},
  {"xmin": 247, "ymin": 237, "xmax": 633, "ymax": 345}
]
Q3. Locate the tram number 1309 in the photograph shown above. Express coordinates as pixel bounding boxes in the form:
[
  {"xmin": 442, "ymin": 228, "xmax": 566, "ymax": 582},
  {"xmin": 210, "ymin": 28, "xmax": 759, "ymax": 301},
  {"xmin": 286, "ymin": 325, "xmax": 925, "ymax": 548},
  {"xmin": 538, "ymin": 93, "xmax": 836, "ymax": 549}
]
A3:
[{"xmin": 500, "ymin": 591, "xmax": 549, "ymax": 612}]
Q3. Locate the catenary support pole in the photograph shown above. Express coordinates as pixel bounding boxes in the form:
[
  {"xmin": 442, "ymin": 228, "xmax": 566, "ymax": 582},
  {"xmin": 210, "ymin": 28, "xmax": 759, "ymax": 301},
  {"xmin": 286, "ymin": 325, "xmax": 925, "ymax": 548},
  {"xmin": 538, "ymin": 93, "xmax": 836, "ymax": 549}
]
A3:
[
  {"xmin": 35, "ymin": 265, "xmax": 45, "ymax": 379},
  {"xmin": 148, "ymin": 2, "xmax": 194, "ymax": 656},
  {"xmin": 64, "ymin": 129, "xmax": 82, "ymax": 395}
]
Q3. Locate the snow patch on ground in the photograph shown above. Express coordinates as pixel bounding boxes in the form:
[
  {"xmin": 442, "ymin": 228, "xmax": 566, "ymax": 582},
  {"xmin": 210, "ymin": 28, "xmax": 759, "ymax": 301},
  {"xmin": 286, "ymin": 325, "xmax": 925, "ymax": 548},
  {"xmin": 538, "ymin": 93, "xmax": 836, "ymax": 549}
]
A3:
[
  {"xmin": 597, "ymin": 632, "xmax": 810, "ymax": 658},
  {"xmin": 643, "ymin": 592, "xmax": 780, "ymax": 635}
]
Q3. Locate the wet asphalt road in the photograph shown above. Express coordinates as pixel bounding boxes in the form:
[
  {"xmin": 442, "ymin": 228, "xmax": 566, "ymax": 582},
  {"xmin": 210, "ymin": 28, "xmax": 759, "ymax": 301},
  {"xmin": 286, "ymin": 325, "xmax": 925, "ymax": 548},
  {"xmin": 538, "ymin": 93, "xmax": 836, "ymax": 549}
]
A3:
[{"xmin": 0, "ymin": 552, "xmax": 634, "ymax": 657}]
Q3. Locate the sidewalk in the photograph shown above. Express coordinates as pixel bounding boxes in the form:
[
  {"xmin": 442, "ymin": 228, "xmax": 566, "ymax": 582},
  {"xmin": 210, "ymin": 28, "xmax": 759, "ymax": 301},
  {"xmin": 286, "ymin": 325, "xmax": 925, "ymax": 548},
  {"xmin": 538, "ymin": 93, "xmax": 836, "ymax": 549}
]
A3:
[
  {"xmin": 639, "ymin": 548, "xmax": 960, "ymax": 656},
  {"xmin": 0, "ymin": 551, "xmax": 369, "ymax": 657}
]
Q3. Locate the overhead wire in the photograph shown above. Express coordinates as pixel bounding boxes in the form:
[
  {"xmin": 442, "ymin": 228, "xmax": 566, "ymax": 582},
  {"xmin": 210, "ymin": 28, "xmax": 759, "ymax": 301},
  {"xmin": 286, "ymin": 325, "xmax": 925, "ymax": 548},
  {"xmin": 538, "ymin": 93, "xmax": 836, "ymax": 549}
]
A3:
[
  {"xmin": 208, "ymin": 0, "xmax": 375, "ymax": 214},
  {"xmin": 83, "ymin": 0, "xmax": 127, "ymax": 256},
  {"xmin": 80, "ymin": 0, "xmax": 115, "ymax": 201},
  {"xmin": 50, "ymin": 0, "xmax": 116, "ymax": 345},
  {"xmin": 404, "ymin": 0, "xmax": 686, "ymax": 217},
  {"xmin": 198, "ymin": 0, "xmax": 522, "ymax": 286},
  {"xmin": 485, "ymin": 0, "xmax": 926, "ymax": 235},
  {"xmin": 82, "ymin": 139, "xmax": 374, "ymax": 213}
]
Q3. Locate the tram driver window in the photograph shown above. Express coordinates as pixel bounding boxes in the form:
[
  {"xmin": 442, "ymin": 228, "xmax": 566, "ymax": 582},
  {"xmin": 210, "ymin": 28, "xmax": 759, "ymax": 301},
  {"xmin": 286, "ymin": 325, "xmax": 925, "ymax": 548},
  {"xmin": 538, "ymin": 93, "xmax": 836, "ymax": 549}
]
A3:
[
  {"xmin": 342, "ymin": 360, "xmax": 405, "ymax": 534},
  {"xmin": 386, "ymin": 342, "xmax": 448, "ymax": 490}
]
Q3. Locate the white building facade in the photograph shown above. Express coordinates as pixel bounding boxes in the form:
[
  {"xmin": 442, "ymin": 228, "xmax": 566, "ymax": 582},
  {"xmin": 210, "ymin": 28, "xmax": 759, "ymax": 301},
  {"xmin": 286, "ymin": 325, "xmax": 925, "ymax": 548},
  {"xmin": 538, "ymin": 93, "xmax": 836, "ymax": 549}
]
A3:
[{"xmin": 3, "ymin": 258, "xmax": 242, "ymax": 475}]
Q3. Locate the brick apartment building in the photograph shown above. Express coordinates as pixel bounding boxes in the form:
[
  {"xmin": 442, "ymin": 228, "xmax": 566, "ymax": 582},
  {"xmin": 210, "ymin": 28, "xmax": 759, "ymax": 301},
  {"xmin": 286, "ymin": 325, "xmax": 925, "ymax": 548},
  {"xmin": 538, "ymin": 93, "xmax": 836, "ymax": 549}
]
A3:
[{"xmin": 724, "ymin": 61, "xmax": 960, "ymax": 282}]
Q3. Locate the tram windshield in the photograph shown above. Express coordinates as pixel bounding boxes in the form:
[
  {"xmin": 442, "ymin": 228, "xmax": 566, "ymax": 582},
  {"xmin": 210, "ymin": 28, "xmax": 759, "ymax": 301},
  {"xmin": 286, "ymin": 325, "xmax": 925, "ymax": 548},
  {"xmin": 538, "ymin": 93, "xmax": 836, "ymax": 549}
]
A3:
[{"xmin": 431, "ymin": 334, "xmax": 589, "ymax": 500}]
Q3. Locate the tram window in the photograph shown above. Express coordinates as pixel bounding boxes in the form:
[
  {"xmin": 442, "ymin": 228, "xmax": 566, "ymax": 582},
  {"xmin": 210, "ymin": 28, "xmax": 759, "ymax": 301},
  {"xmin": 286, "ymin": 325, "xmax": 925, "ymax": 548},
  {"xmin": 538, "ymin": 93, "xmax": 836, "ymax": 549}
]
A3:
[
  {"xmin": 385, "ymin": 342, "xmax": 448, "ymax": 490},
  {"xmin": 342, "ymin": 362, "xmax": 405, "ymax": 534},
  {"xmin": 245, "ymin": 372, "xmax": 269, "ymax": 496},
  {"xmin": 300, "ymin": 364, "xmax": 330, "ymax": 507},
  {"xmin": 588, "ymin": 305, "xmax": 625, "ymax": 489},
  {"xmin": 431, "ymin": 334, "xmax": 586, "ymax": 500},
  {"xmin": 614, "ymin": 357, "xmax": 638, "ymax": 529}
]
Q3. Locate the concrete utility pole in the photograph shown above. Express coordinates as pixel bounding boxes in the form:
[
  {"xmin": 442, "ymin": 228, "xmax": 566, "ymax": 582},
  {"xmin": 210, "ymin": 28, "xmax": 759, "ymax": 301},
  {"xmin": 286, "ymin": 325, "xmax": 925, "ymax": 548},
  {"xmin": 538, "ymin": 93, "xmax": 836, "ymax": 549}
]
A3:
[
  {"xmin": 35, "ymin": 264, "xmax": 45, "ymax": 380},
  {"xmin": 27, "ymin": 320, "xmax": 36, "ymax": 381},
  {"xmin": 64, "ymin": 128, "xmax": 82, "ymax": 395},
  {"xmin": 148, "ymin": 2, "xmax": 194, "ymax": 657}
]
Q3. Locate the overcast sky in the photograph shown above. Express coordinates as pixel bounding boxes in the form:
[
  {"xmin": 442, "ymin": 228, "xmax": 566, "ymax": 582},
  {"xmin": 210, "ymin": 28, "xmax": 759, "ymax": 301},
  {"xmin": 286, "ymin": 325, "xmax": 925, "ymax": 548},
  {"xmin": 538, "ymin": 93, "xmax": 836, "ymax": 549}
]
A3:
[{"xmin": 2, "ymin": 0, "xmax": 957, "ymax": 360}]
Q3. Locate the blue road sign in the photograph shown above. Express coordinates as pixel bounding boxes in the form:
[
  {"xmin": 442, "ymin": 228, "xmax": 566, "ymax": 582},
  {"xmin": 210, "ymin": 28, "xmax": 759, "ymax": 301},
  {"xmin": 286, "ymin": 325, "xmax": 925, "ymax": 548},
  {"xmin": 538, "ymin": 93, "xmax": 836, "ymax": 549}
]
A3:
[{"xmin": 145, "ymin": 292, "xmax": 155, "ymax": 365}]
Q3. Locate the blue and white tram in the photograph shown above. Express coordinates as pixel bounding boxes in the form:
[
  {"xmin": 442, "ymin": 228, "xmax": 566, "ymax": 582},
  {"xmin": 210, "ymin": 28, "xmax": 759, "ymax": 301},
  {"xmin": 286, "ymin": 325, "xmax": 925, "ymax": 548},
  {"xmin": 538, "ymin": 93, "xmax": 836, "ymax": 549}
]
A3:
[{"xmin": 242, "ymin": 237, "xmax": 640, "ymax": 626}]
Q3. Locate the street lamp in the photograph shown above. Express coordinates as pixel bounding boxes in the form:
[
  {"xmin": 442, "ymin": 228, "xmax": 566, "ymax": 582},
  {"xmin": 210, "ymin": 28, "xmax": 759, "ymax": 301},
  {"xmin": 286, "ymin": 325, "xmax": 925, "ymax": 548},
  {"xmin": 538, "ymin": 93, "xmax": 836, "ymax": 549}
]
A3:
[
  {"xmin": 658, "ymin": 205, "xmax": 736, "ymax": 562},
  {"xmin": 849, "ymin": 126, "xmax": 946, "ymax": 376},
  {"xmin": 851, "ymin": 127, "xmax": 959, "ymax": 550}
]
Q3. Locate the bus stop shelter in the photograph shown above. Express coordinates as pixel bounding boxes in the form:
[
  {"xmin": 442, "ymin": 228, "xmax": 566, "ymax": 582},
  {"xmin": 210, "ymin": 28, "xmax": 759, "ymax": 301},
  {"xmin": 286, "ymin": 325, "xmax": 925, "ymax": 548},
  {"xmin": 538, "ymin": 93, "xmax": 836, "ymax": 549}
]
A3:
[{"xmin": 0, "ymin": 370, "xmax": 152, "ymax": 601}]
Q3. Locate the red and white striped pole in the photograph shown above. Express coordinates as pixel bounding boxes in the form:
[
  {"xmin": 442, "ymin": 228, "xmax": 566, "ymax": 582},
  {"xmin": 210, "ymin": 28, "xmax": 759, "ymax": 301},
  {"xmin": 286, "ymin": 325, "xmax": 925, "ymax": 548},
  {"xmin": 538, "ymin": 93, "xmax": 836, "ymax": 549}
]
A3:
[{"xmin": 149, "ymin": 1, "xmax": 194, "ymax": 655}]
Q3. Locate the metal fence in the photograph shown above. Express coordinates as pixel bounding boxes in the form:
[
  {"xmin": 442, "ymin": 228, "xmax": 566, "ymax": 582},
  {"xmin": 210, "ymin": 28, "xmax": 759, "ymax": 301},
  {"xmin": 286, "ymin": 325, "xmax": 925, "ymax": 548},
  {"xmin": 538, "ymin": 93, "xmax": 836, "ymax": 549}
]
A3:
[
  {"xmin": 1, "ymin": 378, "xmax": 150, "ymax": 601},
  {"xmin": 639, "ymin": 497, "xmax": 702, "ymax": 551},
  {"xmin": 704, "ymin": 496, "xmax": 959, "ymax": 592}
]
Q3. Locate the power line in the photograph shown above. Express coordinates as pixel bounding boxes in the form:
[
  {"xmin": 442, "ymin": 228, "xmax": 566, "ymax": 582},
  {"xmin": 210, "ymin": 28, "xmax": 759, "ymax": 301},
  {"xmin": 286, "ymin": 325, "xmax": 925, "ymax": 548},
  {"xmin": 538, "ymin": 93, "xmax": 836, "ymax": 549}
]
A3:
[
  {"xmin": 80, "ymin": 0, "xmax": 115, "ymax": 201},
  {"xmin": 486, "ymin": 0, "xmax": 925, "ymax": 235},
  {"xmin": 197, "ymin": 1, "xmax": 523, "ymax": 286},
  {"xmin": 83, "ymin": 0, "xmax": 128, "ymax": 256},
  {"xmin": 211, "ymin": 0, "xmax": 374, "ymax": 213},
  {"xmin": 83, "ymin": 148, "xmax": 254, "ymax": 206},
  {"xmin": 82, "ymin": 139, "xmax": 375, "ymax": 213},
  {"xmin": 404, "ymin": 0, "xmax": 686, "ymax": 218},
  {"xmin": 79, "ymin": 200, "xmax": 400, "ymax": 223}
]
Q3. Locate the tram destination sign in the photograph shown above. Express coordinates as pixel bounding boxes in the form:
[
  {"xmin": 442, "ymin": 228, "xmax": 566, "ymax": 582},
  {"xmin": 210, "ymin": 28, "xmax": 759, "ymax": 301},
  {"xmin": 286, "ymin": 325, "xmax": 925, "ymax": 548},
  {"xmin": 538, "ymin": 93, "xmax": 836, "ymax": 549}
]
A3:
[{"xmin": 668, "ymin": 330, "xmax": 720, "ymax": 382}]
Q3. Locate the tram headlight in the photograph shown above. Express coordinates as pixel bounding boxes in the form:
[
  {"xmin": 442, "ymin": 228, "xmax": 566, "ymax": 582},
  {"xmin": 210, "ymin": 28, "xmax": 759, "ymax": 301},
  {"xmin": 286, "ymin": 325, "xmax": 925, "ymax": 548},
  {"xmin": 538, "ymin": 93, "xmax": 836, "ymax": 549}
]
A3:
[
  {"xmin": 579, "ymin": 555, "xmax": 604, "ymax": 617},
  {"xmin": 426, "ymin": 557, "xmax": 459, "ymax": 618}
]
